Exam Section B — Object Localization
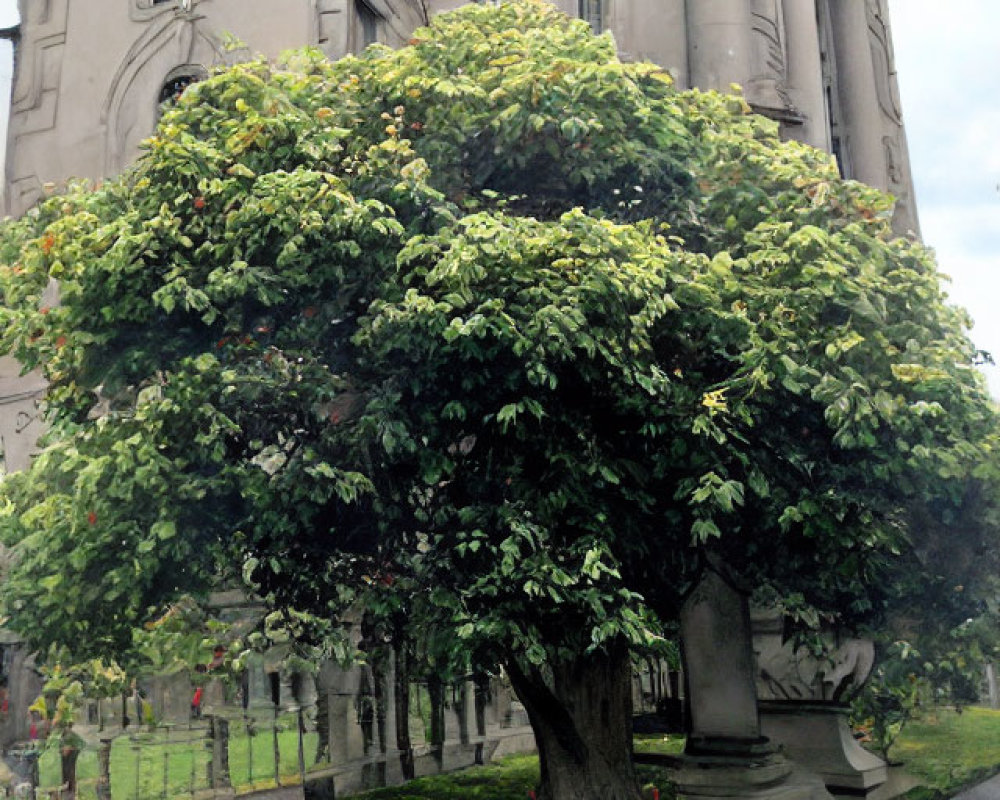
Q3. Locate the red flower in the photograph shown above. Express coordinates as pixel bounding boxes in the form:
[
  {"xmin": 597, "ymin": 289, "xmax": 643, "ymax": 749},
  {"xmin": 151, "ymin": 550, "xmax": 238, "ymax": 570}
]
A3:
[
  {"xmin": 40, "ymin": 234, "xmax": 55, "ymax": 255},
  {"xmin": 39, "ymin": 306, "xmax": 50, "ymax": 315},
  {"xmin": 87, "ymin": 511, "xmax": 97, "ymax": 526},
  {"xmin": 55, "ymin": 336, "xmax": 67, "ymax": 348},
  {"xmin": 193, "ymin": 196, "xmax": 206, "ymax": 211},
  {"xmin": 302, "ymin": 306, "xmax": 318, "ymax": 319}
]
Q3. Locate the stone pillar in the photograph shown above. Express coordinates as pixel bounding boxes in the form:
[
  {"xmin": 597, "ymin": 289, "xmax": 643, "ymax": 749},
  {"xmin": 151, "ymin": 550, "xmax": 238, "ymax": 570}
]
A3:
[
  {"xmin": 826, "ymin": 0, "xmax": 886, "ymax": 189},
  {"xmin": 378, "ymin": 650, "xmax": 404, "ymax": 784},
  {"xmin": 206, "ymin": 716, "xmax": 231, "ymax": 791},
  {"xmin": 782, "ymin": 0, "xmax": 830, "ymax": 150},
  {"xmin": 324, "ymin": 664, "xmax": 366, "ymax": 766},
  {"xmin": 675, "ymin": 567, "xmax": 833, "ymax": 800},
  {"xmin": 686, "ymin": 0, "xmax": 754, "ymax": 93},
  {"xmin": 615, "ymin": 0, "xmax": 688, "ymax": 87},
  {"xmin": 96, "ymin": 738, "xmax": 113, "ymax": 800}
]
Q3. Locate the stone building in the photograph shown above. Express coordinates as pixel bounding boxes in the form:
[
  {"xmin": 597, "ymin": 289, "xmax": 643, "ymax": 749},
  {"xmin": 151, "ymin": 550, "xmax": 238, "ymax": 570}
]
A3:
[
  {"xmin": 0, "ymin": 0, "xmax": 427, "ymax": 216},
  {"xmin": 0, "ymin": 2, "xmax": 920, "ymax": 794},
  {"xmin": 0, "ymin": 0, "xmax": 923, "ymax": 474},
  {"xmin": 1, "ymin": 0, "xmax": 919, "ymax": 234},
  {"xmin": 0, "ymin": 0, "xmax": 923, "ymax": 476}
]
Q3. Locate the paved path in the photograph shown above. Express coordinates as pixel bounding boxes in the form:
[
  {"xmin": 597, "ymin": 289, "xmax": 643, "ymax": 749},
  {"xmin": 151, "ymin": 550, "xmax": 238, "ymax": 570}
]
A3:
[
  {"xmin": 953, "ymin": 774, "xmax": 1000, "ymax": 800},
  {"xmin": 248, "ymin": 789, "xmax": 303, "ymax": 800}
]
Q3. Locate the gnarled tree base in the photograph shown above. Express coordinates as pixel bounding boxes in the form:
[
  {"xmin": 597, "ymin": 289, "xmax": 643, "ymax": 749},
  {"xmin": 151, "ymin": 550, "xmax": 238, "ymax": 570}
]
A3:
[{"xmin": 507, "ymin": 642, "xmax": 643, "ymax": 800}]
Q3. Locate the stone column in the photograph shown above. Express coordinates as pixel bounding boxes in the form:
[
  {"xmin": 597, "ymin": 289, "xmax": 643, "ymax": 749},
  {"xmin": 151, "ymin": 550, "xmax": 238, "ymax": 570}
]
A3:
[
  {"xmin": 615, "ymin": 0, "xmax": 688, "ymax": 87},
  {"xmin": 685, "ymin": 0, "xmax": 754, "ymax": 93},
  {"xmin": 782, "ymin": 0, "xmax": 831, "ymax": 150},
  {"xmin": 96, "ymin": 738, "xmax": 113, "ymax": 800},
  {"xmin": 826, "ymin": 0, "xmax": 886, "ymax": 189},
  {"xmin": 378, "ymin": 650, "xmax": 404, "ymax": 784}
]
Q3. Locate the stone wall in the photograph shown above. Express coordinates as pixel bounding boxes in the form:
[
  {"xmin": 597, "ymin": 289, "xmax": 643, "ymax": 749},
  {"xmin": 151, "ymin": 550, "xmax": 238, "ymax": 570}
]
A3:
[
  {"xmin": 3, "ymin": 0, "xmax": 918, "ymax": 232},
  {"xmin": 2, "ymin": 0, "xmax": 427, "ymax": 216}
]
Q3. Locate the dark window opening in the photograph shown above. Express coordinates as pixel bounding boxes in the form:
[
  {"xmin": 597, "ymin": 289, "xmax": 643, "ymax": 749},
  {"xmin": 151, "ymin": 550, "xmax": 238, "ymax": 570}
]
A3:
[
  {"xmin": 159, "ymin": 74, "xmax": 197, "ymax": 106},
  {"xmin": 358, "ymin": 1, "xmax": 380, "ymax": 48},
  {"xmin": 579, "ymin": 0, "xmax": 602, "ymax": 34}
]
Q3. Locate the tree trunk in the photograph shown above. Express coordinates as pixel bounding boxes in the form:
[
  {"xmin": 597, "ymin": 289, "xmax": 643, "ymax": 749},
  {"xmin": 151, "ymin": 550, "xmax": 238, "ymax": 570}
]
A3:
[{"xmin": 506, "ymin": 642, "xmax": 641, "ymax": 800}]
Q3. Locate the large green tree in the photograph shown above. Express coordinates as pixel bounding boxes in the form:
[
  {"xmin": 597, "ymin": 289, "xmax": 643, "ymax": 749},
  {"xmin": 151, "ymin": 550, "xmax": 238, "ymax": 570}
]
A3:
[{"xmin": 0, "ymin": 2, "xmax": 996, "ymax": 798}]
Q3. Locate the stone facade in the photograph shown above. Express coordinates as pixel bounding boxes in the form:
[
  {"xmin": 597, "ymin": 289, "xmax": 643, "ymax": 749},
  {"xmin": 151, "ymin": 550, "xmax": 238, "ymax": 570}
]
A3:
[
  {"xmin": 0, "ymin": 2, "xmax": 921, "ymax": 791},
  {"xmin": 0, "ymin": 1, "xmax": 923, "ymax": 475},
  {"xmin": 1, "ymin": 0, "xmax": 427, "ymax": 216},
  {"xmin": 3, "ymin": 0, "xmax": 918, "ymax": 232}
]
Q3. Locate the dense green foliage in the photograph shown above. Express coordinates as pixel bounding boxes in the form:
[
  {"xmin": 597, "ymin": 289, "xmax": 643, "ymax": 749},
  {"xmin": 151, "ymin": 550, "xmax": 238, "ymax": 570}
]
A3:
[{"xmin": 0, "ymin": 1, "xmax": 997, "ymax": 795}]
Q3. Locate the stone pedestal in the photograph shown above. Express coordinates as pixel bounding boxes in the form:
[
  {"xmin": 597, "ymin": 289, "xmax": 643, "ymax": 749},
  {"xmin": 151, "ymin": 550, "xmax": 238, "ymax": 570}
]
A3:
[
  {"xmin": 751, "ymin": 608, "xmax": 887, "ymax": 796},
  {"xmin": 677, "ymin": 568, "xmax": 833, "ymax": 800},
  {"xmin": 760, "ymin": 703, "xmax": 887, "ymax": 796}
]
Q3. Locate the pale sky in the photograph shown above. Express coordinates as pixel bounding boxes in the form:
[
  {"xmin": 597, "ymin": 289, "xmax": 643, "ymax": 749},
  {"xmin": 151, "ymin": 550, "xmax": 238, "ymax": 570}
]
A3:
[{"xmin": 0, "ymin": 1, "xmax": 997, "ymax": 394}]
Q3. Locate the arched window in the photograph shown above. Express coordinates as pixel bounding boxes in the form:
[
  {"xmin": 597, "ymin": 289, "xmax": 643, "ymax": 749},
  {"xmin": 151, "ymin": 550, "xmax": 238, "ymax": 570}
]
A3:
[
  {"xmin": 158, "ymin": 66, "xmax": 208, "ymax": 110},
  {"xmin": 133, "ymin": 0, "xmax": 193, "ymax": 18},
  {"xmin": 579, "ymin": 0, "xmax": 603, "ymax": 34}
]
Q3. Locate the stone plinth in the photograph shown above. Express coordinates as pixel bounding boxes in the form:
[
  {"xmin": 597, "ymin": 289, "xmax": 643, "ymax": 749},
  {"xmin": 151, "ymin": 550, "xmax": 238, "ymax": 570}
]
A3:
[
  {"xmin": 678, "ymin": 568, "xmax": 834, "ymax": 800},
  {"xmin": 760, "ymin": 702, "xmax": 887, "ymax": 795}
]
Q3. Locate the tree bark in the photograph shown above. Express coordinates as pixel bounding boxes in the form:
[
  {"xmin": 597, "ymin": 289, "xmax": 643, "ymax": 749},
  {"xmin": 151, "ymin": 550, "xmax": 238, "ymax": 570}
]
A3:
[{"xmin": 506, "ymin": 642, "xmax": 641, "ymax": 800}]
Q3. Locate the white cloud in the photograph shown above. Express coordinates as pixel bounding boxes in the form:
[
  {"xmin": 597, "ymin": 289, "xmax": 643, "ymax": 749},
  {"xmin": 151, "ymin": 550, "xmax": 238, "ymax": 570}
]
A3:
[{"xmin": 889, "ymin": 0, "xmax": 1000, "ymax": 396}]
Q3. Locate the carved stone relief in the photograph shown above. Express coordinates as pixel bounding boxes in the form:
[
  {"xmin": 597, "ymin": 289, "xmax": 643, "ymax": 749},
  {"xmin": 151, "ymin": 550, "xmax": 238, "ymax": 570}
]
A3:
[
  {"xmin": 131, "ymin": 0, "xmax": 201, "ymax": 22},
  {"xmin": 6, "ymin": 0, "xmax": 70, "ymax": 211},
  {"xmin": 747, "ymin": 0, "xmax": 794, "ymax": 115},
  {"xmin": 0, "ymin": 390, "xmax": 46, "ymax": 474},
  {"xmin": 865, "ymin": 0, "xmax": 902, "ymax": 125},
  {"xmin": 865, "ymin": 0, "xmax": 917, "ymax": 234},
  {"xmin": 102, "ymin": 12, "xmax": 227, "ymax": 175},
  {"xmin": 753, "ymin": 608, "xmax": 875, "ymax": 704}
]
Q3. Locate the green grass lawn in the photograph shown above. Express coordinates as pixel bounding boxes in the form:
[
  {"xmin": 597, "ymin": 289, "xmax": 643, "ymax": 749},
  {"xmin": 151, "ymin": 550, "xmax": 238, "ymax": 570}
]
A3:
[
  {"xmin": 35, "ymin": 714, "xmax": 317, "ymax": 799},
  {"xmin": 346, "ymin": 754, "xmax": 678, "ymax": 800},
  {"xmin": 28, "ymin": 707, "xmax": 1000, "ymax": 799},
  {"xmin": 633, "ymin": 733, "xmax": 686, "ymax": 757},
  {"xmin": 893, "ymin": 706, "xmax": 1000, "ymax": 799}
]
